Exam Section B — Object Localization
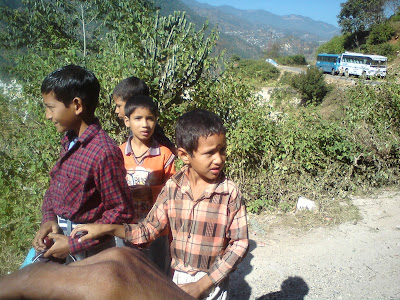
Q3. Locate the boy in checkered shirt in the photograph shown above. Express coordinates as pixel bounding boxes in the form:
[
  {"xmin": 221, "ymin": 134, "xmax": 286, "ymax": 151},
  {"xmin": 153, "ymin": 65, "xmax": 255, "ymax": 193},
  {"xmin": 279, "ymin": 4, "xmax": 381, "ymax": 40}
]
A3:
[
  {"xmin": 30, "ymin": 65, "xmax": 134, "ymax": 263},
  {"xmin": 72, "ymin": 109, "xmax": 248, "ymax": 299}
]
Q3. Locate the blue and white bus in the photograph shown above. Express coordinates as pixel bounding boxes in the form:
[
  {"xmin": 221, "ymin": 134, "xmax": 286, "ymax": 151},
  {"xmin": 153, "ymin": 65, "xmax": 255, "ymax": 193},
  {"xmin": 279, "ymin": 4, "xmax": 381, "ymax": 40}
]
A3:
[
  {"xmin": 316, "ymin": 53, "xmax": 341, "ymax": 75},
  {"xmin": 338, "ymin": 52, "xmax": 387, "ymax": 78}
]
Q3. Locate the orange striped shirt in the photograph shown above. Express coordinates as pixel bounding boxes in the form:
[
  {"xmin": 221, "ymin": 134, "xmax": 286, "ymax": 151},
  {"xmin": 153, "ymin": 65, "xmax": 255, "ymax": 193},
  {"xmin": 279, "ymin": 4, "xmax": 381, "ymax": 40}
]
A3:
[{"xmin": 120, "ymin": 137, "xmax": 175, "ymax": 222}]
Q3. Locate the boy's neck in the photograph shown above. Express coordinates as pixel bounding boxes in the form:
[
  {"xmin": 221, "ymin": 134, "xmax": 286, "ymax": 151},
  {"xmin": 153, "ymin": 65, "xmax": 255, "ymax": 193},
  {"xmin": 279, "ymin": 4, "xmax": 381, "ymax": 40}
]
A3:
[
  {"xmin": 130, "ymin": 136, "xmax": 152, "ymax": 157},
  {"xmin": 72, "ymin": 116, "xmax": 95, "ymax": 137},
  {"xmin": 187, "ymin": 167, "xmax": 216, "ymax": 200}
]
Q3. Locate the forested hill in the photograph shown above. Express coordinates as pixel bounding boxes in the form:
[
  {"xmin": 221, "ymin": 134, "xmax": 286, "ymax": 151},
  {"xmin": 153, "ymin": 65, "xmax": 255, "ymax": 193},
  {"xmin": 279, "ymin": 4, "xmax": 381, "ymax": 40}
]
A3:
[
  {"xmin": 154, "ymin": 0, "xmax": 340, "ymax": 59},
  {"xmin": 0, "ymin": 0, "xmax": 339, "ymax": 59}
]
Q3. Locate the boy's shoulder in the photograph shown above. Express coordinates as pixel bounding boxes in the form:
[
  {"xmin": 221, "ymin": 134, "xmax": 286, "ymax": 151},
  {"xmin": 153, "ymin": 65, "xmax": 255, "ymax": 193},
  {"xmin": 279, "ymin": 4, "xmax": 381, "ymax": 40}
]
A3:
[
  {"xmin": 214, "ymin": 175, "xmax": 242, "ymax": 197},
  {"xmin": 80, "ymin": 122, "xmax": 120, "ymax": 157},
  {"xmin": 157, "ymin": 143, "xmax": 175, "ymax": 158}
]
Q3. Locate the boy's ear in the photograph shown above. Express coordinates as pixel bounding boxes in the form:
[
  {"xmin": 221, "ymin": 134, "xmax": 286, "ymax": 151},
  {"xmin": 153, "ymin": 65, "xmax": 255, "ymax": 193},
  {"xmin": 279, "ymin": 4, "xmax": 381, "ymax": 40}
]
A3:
[
  {"xmin": 178, "ymin": 148, "xmax": 190, "ymax": 164},
  {"xmin": 123, "ymin": 116, "xmax": 130, "ymax": 128},
  {"xmin": 72, "ymin": 97, "xmax": 83, "ymax": 115}
]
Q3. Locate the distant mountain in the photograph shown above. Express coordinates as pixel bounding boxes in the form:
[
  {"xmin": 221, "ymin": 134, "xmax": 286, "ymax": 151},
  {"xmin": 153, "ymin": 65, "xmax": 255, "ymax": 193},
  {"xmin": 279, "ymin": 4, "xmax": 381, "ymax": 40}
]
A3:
[
  {"xmin": 153, "ymin": 0, "xmax": 263, "ymax": 59},
  {"xmin": 200, "ymin": 4, "xmax": 339, "ymax": 40},
  {"xmin": 154, "ymin": 0, "xmax": 340, "ymax": 59}
]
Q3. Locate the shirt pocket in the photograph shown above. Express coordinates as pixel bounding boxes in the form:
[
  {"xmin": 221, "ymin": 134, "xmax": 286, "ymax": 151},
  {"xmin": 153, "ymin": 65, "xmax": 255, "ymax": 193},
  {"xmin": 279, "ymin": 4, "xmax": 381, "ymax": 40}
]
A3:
[{"xmin": 54, "ymin": 174, "xmax": 85, "ymax": 212}]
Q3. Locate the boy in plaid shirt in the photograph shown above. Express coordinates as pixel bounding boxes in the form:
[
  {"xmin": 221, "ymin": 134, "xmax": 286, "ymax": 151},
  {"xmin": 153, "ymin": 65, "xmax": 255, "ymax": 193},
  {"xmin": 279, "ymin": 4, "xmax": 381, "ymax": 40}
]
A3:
[
  {"xmin": 31, "ymin": 65, "xmax": 134, "ymax": 262},
  {"xmin": 72, "ymin": 109, "xmax": 248, "ymax": 299}
]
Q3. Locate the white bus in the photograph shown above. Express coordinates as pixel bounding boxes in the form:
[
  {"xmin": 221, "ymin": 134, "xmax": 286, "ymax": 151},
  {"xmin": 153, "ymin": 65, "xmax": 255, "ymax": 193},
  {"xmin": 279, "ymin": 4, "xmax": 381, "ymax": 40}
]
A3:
[{"xmin": 338, "ymin": 52, "xmax": 387, "ymax": 78}]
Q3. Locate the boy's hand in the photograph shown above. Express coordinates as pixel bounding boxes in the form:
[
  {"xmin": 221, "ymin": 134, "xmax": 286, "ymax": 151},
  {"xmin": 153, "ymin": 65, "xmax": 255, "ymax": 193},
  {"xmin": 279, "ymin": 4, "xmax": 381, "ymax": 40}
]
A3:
[
  {"xmin": 178, "ymin": 275, "xmax": 214, "ymax": 299},
  {"xmin": 43, "ymin": 233, "xmax": 70, "ymax": 259},
  {"xmin": 33, "ymin": 221, "xmax": 59, "ymax": 252},
  {"xmin": 70, "ymin": 224, "xmax": 109, "ymax": 242}
]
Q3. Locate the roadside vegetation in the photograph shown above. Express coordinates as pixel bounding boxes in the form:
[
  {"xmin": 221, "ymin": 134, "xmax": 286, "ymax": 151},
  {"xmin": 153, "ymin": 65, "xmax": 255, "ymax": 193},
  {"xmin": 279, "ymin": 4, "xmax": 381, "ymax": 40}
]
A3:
[{"xmin": 0, "ymin": 0, "xmax": 399, "ymax": 275}]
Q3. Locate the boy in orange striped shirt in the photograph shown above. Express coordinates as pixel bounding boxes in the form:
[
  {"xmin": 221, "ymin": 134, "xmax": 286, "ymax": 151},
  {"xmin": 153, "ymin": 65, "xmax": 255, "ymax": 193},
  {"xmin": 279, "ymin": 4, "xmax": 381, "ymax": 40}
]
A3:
[{"xmin": 120, "ymin": 95, "xmax": 175, "ymax": 275}]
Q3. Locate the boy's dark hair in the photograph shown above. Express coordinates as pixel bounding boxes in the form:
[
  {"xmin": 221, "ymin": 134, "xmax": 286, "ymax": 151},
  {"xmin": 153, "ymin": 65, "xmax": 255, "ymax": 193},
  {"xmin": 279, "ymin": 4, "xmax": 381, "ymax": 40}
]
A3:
[
  {"xmin": 175, "ymin": 109, "xmax": 226, "ymax": 155},
  {"xmin": 41, "ymin": 64, "xmax": 100, "ymax": 115},
  {"xmin": 124, "ymin": 95, "xmax": 158, "ymax": 118},
  {"xmin": 113, "ymin": 76, "xmax": 150, "ymax": 101}
]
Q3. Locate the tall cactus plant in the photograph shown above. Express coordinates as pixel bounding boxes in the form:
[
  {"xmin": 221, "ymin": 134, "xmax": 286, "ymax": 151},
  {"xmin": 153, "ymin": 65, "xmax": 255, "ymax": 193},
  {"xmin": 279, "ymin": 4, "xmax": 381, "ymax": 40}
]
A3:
[{"xmin": 137, "ymin": 10, "xmax": 220, "ymax": 112}]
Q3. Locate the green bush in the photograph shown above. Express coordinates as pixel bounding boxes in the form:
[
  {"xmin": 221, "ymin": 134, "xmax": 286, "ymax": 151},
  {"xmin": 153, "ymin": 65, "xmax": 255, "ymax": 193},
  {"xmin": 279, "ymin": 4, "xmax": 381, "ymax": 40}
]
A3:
[
  {"xmin": 367, "ymin": 21, "xmax": 395, "ymax": 45},
  {"xmin": 363, "ymin": 42, "xmax": 396, "ymax": 57},
  {"xmin": 316, "ymin": 35, "xmax": 346, "ymax": 55},
  {"xmin": 0, "ymin": 90, "xmax": 59, "ymax": 274},
  {"xmin": 342, "ymin": 83, "xmax": 400, "ymax": 186},
  {"xmin": 290, "ymin": 67, "xmax": 330, "ymax": 105},
  {"xmin": 276, "ymin": 55, "xmax": 307, "ymax": 66},
  {"xmin": 225, "ymin": 82, "xmax": 400, "ymax": 214},
  {"xmin": 225, "ymin": 102, "xmax": 362, "ymax": 213},
  {"xmin": 231, "ymin": 59, "xmax": 280, "ymax": 85}
]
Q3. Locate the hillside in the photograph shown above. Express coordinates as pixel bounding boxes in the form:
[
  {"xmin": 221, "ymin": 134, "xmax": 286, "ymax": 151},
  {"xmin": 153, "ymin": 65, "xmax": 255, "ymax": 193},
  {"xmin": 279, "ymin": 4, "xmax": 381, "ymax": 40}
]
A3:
[{"xmin": 154, "ymin": 0, "xmax": 340, "ymax": 59}]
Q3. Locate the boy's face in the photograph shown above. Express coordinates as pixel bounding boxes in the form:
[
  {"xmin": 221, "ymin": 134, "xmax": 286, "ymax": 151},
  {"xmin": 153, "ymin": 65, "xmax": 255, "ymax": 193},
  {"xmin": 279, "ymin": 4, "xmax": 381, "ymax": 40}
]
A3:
[
  {"xmin": 182, "ymin": 133, "xmax": 227, "ymax": 184},
  {"xmin": 113, "ymin": 95, "xmax": 126, "ymax": 119},
  {"xmin": 124, "ymin": 107, "xmax": 156, "ymax": 143},
  {"xmin": 43, "ymin": 92, "xmax": 80, "ymax": 133}
]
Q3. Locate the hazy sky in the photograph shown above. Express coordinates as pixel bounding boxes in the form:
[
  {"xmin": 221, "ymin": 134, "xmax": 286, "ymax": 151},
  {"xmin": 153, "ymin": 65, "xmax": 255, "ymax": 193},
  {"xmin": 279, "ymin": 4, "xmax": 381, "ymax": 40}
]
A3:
[{"xmin": 195, "ymin": 0, "xmax": 346, "ymax": 27}]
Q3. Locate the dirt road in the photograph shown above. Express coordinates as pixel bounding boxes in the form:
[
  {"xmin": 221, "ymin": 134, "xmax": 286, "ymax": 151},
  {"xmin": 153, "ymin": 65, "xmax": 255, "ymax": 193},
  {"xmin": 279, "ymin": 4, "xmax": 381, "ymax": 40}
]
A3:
[{"xmin": 230, "ymin": 190, "xmax": 400, "ymax": 299}]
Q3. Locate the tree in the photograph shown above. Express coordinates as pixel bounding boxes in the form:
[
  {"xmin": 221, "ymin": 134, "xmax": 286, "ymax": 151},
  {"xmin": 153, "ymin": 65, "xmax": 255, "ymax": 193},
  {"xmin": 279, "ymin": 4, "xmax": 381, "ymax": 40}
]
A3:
[
  {"xmin": 0, "ymin": 0, "xmax": 219, "ymax": 138},
  {"xmin": 132, "ymin": 11, "xmax": 219, "ymax": 112},
  {"xmin": 0, "ymin": 0, "xmax": 154, "ymax": 53},
  {"xmin": 316, "ymin": 35, "xmax": 346, "ymax": 55},
  {"xmin": 263, "ymin": 42, "xmax": 281, "ymax": 59},
  {"xmin": 367, "ymin": 21, "xmax": 395, "ymax": 45},
  {"xmin": 338, "ymin": 0, "xmax": 386, "ymax": 46}
]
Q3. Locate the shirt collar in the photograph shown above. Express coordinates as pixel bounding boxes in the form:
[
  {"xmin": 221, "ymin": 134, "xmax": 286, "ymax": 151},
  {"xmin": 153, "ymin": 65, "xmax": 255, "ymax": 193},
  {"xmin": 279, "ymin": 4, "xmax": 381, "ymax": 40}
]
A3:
[
  {"xmin": 62, "ymin": 119, "xmax": 101, "ymax": 149},
  {"xmin": 124, "ymin": 137, "xmax": 160, "ymax": 157},
  {"xmin": 173, "ymin": 165, "xmax": 228, "ymax": 198}
]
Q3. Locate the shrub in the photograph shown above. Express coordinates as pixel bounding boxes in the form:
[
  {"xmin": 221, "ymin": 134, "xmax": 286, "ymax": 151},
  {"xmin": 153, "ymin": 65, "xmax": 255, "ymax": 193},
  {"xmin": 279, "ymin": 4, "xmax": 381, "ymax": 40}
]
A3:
[
  {"xmin": 367, "ymin": 22, "xmax": 395, "ymax": 45},
  {"xmin": 225, "ymin": 101, "xmax": 362, "ymax": 213},
  {"xmin": 316, "ymin": 35, "xmax": 346, "ymax": 55},
  {"xmin": 363, "ymin": 42, "xmax": 396, "ymax": 57},
  {"xmin": 343, "ymin": 83, "xmax": 400, "ymax": 186},
  {"xmin": 0, "ymin": 89, "xmax": 59, "ymax": 274},
  {"xmin": 230, "ymin": 59, "xmax": 280, "ymax": 88},
  {"xmin": 276, "ymin": 55, "xmax": 307, "ymax": 66},
  {"xmin": 233, "ymin": 59, "xmax": 280, "ymax": 80},
  {"xmin": 290, "ymin": 67, "xmax": 330, "ymax": 105}
]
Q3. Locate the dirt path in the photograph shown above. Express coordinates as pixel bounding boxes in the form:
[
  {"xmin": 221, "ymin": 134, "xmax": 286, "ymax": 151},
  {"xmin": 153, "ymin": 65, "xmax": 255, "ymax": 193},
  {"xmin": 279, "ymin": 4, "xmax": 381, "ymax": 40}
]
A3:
[{"xmin": 229, "ymin": 190, "xmax": 400, "ymax": 299}]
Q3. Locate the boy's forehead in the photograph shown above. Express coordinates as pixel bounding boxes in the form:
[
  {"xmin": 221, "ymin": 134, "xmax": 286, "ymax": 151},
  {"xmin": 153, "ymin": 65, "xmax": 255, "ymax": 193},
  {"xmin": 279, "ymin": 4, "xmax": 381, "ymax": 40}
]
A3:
[
  {"xmin": 113, "ymin": 95, "xmax": 125, "ymax": 102},
  {"xmin": 197, "ymin": 133, "xmax": 226, "ymax": 147},
  {"xmin": 42, "ymin": 91, "xmax": 60, "ymax": 103},
  {"xmin": 130, "ymin": 106, "xmax": 156, "ymax": 116}
]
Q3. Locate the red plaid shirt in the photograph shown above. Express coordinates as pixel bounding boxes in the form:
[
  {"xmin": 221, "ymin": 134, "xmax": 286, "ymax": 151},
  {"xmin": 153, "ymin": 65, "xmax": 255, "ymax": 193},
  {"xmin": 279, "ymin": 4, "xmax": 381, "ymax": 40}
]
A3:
[
  {"xmin": 42, "ymin": 120, "xmax": 134, "ymax": 254},
  {"xmin": 129, "ymin": 165, "xmax": 249, "ymax": 284}
]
